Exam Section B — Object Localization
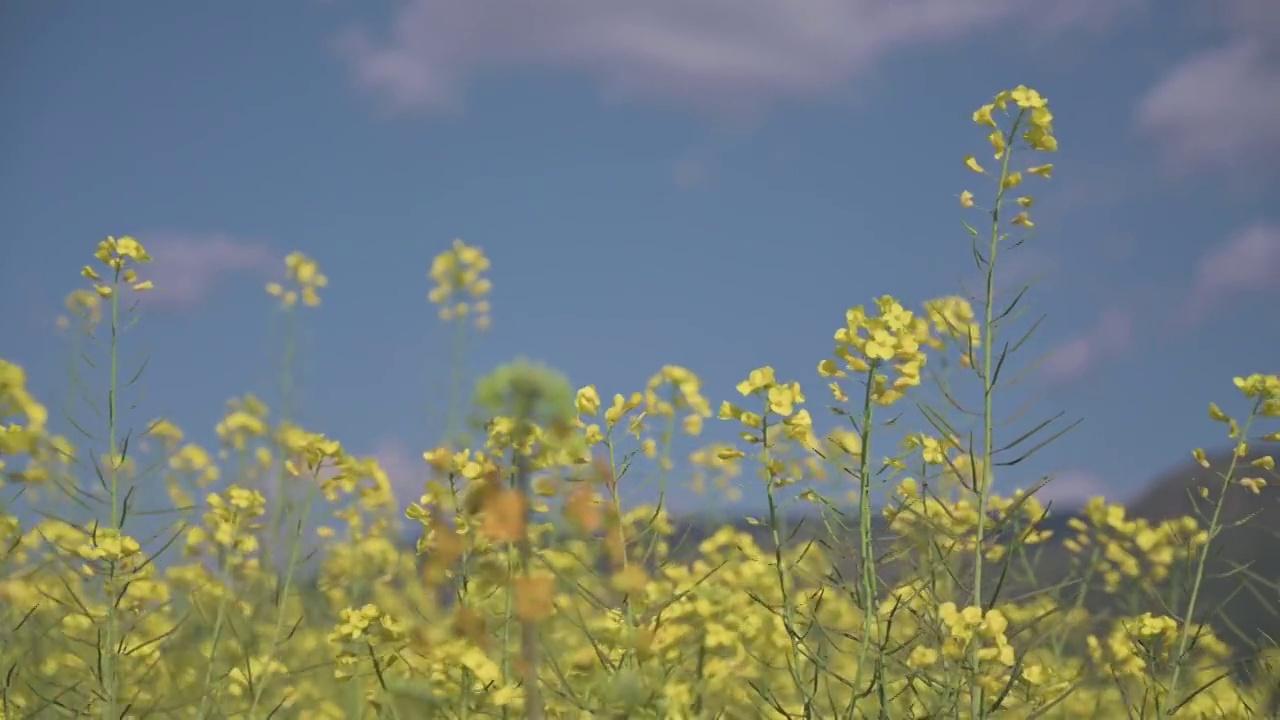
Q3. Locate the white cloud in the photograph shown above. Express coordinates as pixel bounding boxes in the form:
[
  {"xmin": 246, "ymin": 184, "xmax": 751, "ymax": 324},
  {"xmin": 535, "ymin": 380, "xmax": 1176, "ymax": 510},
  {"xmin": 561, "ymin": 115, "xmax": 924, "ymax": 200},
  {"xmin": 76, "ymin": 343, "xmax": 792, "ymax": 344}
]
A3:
[
  {"xmin": 672, "ymin": 156, "xmax": 710, "ymax": 189},
  {"xmin": 1136, "ymin": 40, "xmax": 1280, "ymax": 175},
  {"xmin": 1134, "ymin": 0, "xmax": 1280, "ymax": 175},
  {"xmin": 337, "ymin": 0, "xmax": 1141, "ymax": 116},
  {"xmin": 1180, "ymin": 222, "xmax": 1280, "ymax": 326},
  {"xmin": 1042, "ymin": 309, "xmax": 1133, "ymax": 384},
  {"xmin": 142, "ymin": 233, "xmax": 275, "ymax": 310},
  {"xmin": 1036, "ymin": 469, "xmax": 1110, "ymax": 506}
]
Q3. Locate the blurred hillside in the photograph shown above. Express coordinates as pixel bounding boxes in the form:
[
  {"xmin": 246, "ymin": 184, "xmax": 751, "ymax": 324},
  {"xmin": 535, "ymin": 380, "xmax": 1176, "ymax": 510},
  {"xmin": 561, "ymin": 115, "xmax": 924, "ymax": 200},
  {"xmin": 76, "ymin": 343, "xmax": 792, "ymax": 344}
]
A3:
[
  {"xmin": 656, "ymin": 443, "xmax": 1280, "ymax": 654},
  {"xmin": 388, "ymin": 443, "xmax": 1279, "ymax": 658}
]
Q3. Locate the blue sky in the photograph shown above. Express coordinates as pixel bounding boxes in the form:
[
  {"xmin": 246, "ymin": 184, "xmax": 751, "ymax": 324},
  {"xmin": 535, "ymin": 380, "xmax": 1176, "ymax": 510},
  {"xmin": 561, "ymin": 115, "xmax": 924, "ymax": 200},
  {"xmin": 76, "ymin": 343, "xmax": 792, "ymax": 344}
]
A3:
[{"xmin": 2, "ymin": 0, "xmax": 1278, "ymax": 518}]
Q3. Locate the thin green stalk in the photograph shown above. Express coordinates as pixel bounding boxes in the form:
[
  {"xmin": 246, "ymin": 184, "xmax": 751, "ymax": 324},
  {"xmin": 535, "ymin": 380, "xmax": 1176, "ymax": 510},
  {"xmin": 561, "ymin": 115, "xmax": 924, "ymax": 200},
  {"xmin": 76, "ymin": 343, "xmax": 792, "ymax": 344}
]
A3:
[
  {"xmin": 443, "ymin": 313, "xmax": 469, "ymax": 443},
  {"xmin": 1165, "ymin": 408, "xmax": 1258, "ymax": 708},
  {"xmin": 196, "ymin": 450, "xmax": 250, "ymax": 719},
  {"xmin": 265, "ymin": 308, "xmax": 298, "ymax": 574},
  {"xmin": 515, "ymin": 453, "xmax": 544, "ymax": 720},
  {"xmin": 1051, "ymin": 542, "xmax": 1101, "ymax": 659},
  {"xmin": 247, "ymin": 470, "xmax": 322, "ymax": 717},
  {"xmin": 441, "ymin": 317, "xmax": 476, "ymax": 719},
  {"xmin": 368, "ymin": 646, "xmax": 405, "ymax": 720},
  {"xmin": 250, "ymin": 298, "xmax": 314, "ymax": 716},
  {"xmin": 761, "ymin": 413, "xmax": 815, "ymax": 716},
  {"xmin": 603, "ymin": 429, "xmax": 641, "ymax": 671},
  {"xmin": 969, "ymin": 109, "xmax": 1022, "ymax": 720},
  {"xmin": 853, "ymin": 367, "xmax": 886, "ymax": 717},
  {"xmin": 101, "ymin": 270, "xmax": 122, "ymax": 720}
]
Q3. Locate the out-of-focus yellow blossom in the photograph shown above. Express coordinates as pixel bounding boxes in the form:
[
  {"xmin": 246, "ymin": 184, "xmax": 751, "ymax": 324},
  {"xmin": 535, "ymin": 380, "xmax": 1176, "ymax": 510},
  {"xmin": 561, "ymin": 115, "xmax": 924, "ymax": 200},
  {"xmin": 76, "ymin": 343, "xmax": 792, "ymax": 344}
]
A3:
[
  {"xmin": 428, "ymin": 238, "xmax": 492, "ymax": 329},
  {"xmin": 267, "ymin": 251, "xmax": 328, "ymax": 308}
]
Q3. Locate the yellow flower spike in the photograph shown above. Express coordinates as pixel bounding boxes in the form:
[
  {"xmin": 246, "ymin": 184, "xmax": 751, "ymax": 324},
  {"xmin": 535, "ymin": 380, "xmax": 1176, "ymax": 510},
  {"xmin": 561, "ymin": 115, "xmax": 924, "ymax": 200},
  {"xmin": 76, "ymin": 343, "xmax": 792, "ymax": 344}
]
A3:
[
  {"xmin": 964, "ymin": 156, "xmax": 985, "ymax": 174},
  {"xmin": 452, "ymin": 239, "xmax": 479, "ymax": 265},
  {"xmin": 1025, "ymin": 128, "xmax": 1059, "ymax": 152},
  {"xmin": 1208, "ymin": 402, "xmax": 1230, "ymax": 422},
  {"xmin": 270, "ymin": 252, "xmax": 326, "ymax": 308},
  {"xmin": 682, "ymin": 414, "xmax": 703, "ymax": 435},
  {"xmin": 907, "ymin": 646, "xmax": 939, "ymax": 669},
  {"xmin": 114, "ymin": 236, "xmax": 151, "ymax": 262},
  {"xmin": 735, "ymin": 366, "xmax": 776, "ymax": 396},
  {"xmin": 972, "ymin": 103, "xmax": 997, "ymax": 127},
  {"xmin": 816, "ymin": 358, "xmax": 846, "ymax": 378},
  {"xmin": 765, "ymin": 384, "xmax": 796, "ymax": 416},
  {"xmin": 575, "ymin": 385, "xmax": 600, "ymax": 416},
  {"xmin": 427, "ymin": 239, "xmax": 493, "ymax": 330},
  {"xmin": 1193, "ymin": 448, "xmax": 1210, "ymax": 468},
  {"xmin": 1010, "ymin": 85, "xmax": 1047, "ymax": 109},
  {"xmin": 828, "ymin": 428, "xmax": 863, "ymax": 458},
  {"xmin": 1030, "ymin": 106, "xmax": 1054, "ymax": 129},
  {"xmin": 988, "ymin": 130, "xmax": 1006, "ymax": 159},
  {"xmin": 1241, "ymin": 477, "xmax": 1267, "ymax": 494}
]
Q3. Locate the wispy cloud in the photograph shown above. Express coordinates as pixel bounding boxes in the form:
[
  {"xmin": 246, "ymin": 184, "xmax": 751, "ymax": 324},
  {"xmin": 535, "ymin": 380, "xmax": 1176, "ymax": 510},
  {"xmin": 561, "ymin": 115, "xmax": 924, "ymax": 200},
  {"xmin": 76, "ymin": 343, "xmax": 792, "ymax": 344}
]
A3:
[
  {"xmin": 1178, "ymin": 222, "xmax": 1280, "ymax": 327},
  {"xmin": 142, "ymin": 233, "xmax": 276, "ymax": 311},
  {"xmin": 672, "ymin": 156, "xmax": 711, "ymax": 190},
  {"xmin": 337, "ymin": 0, "xmax": 1139, "ymax": 117},
  {"xmin": 1037, "ymin": 469, "xmax": 1112, "ymax": 507},
  {"xmin": 1042, "ymin": 308, "xmax": 1133, "ymax": 384},
  {"xmin": 1134, "ymin": 0, "xmax": 1280, "ymax": 176}
]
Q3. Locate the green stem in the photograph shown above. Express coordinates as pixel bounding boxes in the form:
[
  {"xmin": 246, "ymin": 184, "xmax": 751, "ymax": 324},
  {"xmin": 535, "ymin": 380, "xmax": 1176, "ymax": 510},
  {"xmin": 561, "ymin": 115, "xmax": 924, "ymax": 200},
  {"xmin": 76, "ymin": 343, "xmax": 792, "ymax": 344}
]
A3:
[
  {"xmin": 265, "ymin": 308, "xmax": 298, "ymax": 573},
  {"xmin": 854, "ymin": 367, "xmax": 886, "ymax": 717},
  {"xmin": 247, "ymin": 471, "xmax": 321, "ymax": 717},
  {"xmin": 762, "ymin": 413, "xmax": 815, "ymax": 716},
  {"xmin": 969, "ymin": 109, "xmax": 1022, "ymax": 720},
  {"xmin": 440, "ymin": 318, "xmax": 475, "ymax": 718},
  {"xmin": 515, "ymin": 453, "xmax": 544, "ymax": 720},
  {"xmin": 102, "ymin": 271, "xmax": 122, "ymax": 720},
  {"xmin": 1165, "ymin": 408, "xmax": 1258, "ymax": 709}
]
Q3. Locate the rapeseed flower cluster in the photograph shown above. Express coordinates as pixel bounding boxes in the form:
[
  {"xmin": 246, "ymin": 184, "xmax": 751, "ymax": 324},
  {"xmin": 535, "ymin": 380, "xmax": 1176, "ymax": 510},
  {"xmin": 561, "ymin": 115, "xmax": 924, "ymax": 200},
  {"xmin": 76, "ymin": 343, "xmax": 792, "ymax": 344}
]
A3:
[
  {"xmin": 184, "ymin": 486, "xmax": 267, "ymax": 568},
  {"xmin": 55, "ymin": 286, "xmax": 105, "ymax": 334},
  {"xmin": 428, "ymin": 238, "xmax": 492, "ymax": 328},
  {"xmin": 1064, "ymin": 498, "xmax": 1204, "ymax": 592},
  {"xmin": 820, "ymin": 296, "xmax": 933, "ymax": 406},
  {"xmin": 267, "ymin": 251, "xmax": 328, "ymax": 308},
  {"xmin": 81, "ymin": 235, "xmax": 155, "ymax": 296},
  {"xmin": 329, "ymin": 603, "xmax": 407, "ymax": 680},
  {"xmin": 0, "ymin": 359, "xmax": 52, "ymax": 484}
]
